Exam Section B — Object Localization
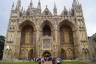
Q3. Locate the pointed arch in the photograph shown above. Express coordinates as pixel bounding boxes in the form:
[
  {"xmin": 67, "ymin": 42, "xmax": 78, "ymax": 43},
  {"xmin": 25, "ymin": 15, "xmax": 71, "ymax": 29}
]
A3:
[
  {"xmin": 19, "ymin": 20, "xmax": 36, "ymax": 31},
  {"xmin": 59, "ymin": 20, "xmax": 74, "ymax": 44},
  {"xmin": 28, "ymin": 49, "xmax": 34, "ymax": 59},
  {"xmin": 59, "ymin": 20, "xmax": 76, "ymax": 59},
  {"xmin": 42, "ymin": 7, "xmax": 52, "ymax": 16},
  {"xmin": 42, "ymin": 50, "xmax": 51, "ymax": 57},
  {"xmin": 60, "ymin": 48, "xmax": 66, "ymax": 59},
  {"xmin": 19, "ymin": 20, "xmax": 36, "ymax": 59},
  {"xmin": 58, "ymin": 19, "xmax": 76, "ymax": 31},
  {"xmin": 41, "ymin": 20, "xmax": 54, "ymax": 36}
]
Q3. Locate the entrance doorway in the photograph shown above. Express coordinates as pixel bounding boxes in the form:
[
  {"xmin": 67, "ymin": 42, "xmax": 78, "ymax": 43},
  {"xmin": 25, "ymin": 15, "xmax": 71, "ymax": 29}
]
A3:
[{"xmin": 42, "ymin": 51, "xmax": 51, "ymax": 57}]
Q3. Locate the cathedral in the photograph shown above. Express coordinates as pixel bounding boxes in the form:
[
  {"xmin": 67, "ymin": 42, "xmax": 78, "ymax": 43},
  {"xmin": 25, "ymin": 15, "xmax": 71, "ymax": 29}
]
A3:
[{"xmin": 3, "ymin": 0, "xmax": 90, "ymax": 60}]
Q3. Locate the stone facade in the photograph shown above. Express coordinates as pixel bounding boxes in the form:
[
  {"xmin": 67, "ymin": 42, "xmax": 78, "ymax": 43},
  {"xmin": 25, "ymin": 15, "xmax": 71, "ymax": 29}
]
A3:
[
  {"xmin": 88, "ymin": 34, "xmax": 96, "ymax": 59},
  {"xmin": 3, "ymin": 0, "xmax": 90, "ymax": 60}
]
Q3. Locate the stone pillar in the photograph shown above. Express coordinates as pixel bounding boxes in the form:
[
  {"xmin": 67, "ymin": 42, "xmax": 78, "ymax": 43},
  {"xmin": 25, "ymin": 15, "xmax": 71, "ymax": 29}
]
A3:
[
  {"xmin": 73, "ymin": 29, "xmax": 80, "ymax": 59},
  {"xmin": 54, "ymin": 25, "xmax": 59, "ymax": 57},
  {"xmin": 75, "ymin": 29, "xmax": 82, "ymax": 59},
  {"xmin": 36, "ymin": 26, "xmax": 40, "ymax": 57},
  {"xmin": 17, "ymin": 31, "xmax": 21, "ymax": 59}
]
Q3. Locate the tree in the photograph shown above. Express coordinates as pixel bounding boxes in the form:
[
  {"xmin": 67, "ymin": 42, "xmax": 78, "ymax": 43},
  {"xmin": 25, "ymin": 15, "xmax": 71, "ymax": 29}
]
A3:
[{"xmin": 0, "ymin": 35, "xmax": 5, "ymax": 60}]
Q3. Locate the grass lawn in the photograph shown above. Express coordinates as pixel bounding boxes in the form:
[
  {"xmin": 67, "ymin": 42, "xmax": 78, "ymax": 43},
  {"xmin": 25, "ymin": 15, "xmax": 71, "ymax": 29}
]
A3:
[
  {"xmin": 0, "ymin": 61, "xmax": 89, "ymax": 64},
  {"xmin": 62, "ymin": 61, "xmax": 88, "ymax": 64},
  {"xmin": 0, "ymin": 62, "xmax": 38, "ymax": 64}
]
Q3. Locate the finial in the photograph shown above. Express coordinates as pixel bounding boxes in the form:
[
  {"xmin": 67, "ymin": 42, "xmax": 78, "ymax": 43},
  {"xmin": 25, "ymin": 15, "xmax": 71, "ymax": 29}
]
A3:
[
  {"xmin": 46, "ymin": 5, "xmax": 48, "ymax": 8},
  {"xmin": 30, "ymin": 0, "xmax": 33, "ymax": 6},
  {"xmin": 37, "ymin": 0, "xmax": 41, "ymax": 9},
  {"xmin": 39, "ymin": 0, "xmax": 40, "ymax": 2},
  {"xmin": 53, "ymin": 0, "xmax": 57, "ymax": 16},
  {"xmin": 12, "ymin": 2, "xmax": 14, "ymax": 9},
  {"xmin": 73, "ymin": 0, "xmax": 78, "ymax": 5},
  {"xmin": 54, "ymin": 0, "xmax": 56, "ymax": 8},
  {"xmin": 64, "ymin": 6, "xmax": 67, "ymax": 11},
  {"xmin": 21, "ymin": 7, "xmax": 23, "ymax": 11},
  {"xmin": 16, "ymin": 0, "xmax": 21, "ymax": 10}
]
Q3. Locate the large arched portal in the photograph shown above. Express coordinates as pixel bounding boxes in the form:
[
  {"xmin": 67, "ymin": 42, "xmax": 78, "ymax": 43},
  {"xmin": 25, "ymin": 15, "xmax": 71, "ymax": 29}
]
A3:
[
  {"xmin": 19, "ymin": 21, "xmax": 35, "ymax": 59},
  {"xmin": 42, "ymin": 51, "xmax": 51, "ymax": 58},
  {"xmin": 59, "ymin": 20, "xmax": 75, "ymax": 59}
]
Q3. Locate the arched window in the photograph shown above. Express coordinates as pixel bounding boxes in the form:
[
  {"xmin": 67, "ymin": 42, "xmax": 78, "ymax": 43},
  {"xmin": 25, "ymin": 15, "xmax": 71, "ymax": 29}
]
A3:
[
  {"xmin": 43, "ymin": 24, "xmax": 51, "ymax": 36},
  {"xmin": 28, "ymin": 49, "xmax": 34, "ymax": 59},
  {"xmin": 60, "ymin": 22, "xmax": 73, "ymax": 44},
  {"xmin": 60, "ymin": 49, "xmax": 66, "ymax": 58},
  {"xmin": 85, "ymin": 48, "xmax": 89, "ymax": 55},
  {"xmin": 21, "ymin": 25, "xmax": 33, "ymax": 44}
]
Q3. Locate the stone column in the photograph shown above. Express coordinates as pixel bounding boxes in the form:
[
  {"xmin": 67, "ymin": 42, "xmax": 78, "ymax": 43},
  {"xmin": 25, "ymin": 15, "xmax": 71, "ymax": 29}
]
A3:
[
  {"xmin": 54, "ymin": 25, "xmax": 59, "ymax": 57},
  {"xmin": 36, "ymin": 25, "xmax": 40, "ymax": 57},
  {"xmin": 17, "ymin": 31, "xmax": 21, "ymax": 59}
]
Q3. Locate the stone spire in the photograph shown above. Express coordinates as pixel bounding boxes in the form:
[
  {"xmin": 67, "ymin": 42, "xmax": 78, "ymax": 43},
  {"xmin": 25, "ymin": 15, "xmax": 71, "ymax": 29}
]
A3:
[
  {"xmin": 29, "ymin": 0, "xmax": 33, "ymax": 8},
  {"xmin": 64, "ymin": 6, "xmax": 67, "ymax": 12},
  {"xmin": 61, "ymin": 6, "xmax": 68, "ymax": 16},
  {"xmin": 21, "ymin": 7, "xmax": 23, "ymax": 12},
  {"xmin": 53, "ymin": 2, "xmax": 57, "ymax": 16},
  {"xmin": 64, "ymin": 6, "xmax": 68, "ymax": 15},
  {"xmin": 11, "ymin": 2, "xmax": 14, "ymax": 10},
  {"xmin": 16, "ymin": 0, "xmax": 21, "ymax": 10},
  {"xmin": 27, "ymin": 0, "xmax": 33, "ymax": 12},
  {"xmin": 72, "ymin": 0, "xmax": 78, "ymax": 8},
  {"xmin": 42, "ymin": 5, "xmax": 52, "ymax": 16},
  {"xmin": 37, "ymin": 0, "xmax": 41, "ymax": 10}
]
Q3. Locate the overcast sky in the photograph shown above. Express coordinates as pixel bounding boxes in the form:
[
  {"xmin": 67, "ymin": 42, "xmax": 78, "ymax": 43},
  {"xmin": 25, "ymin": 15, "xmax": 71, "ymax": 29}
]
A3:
[{"xmin": 0, "ymin": 0, "xmax": 96, "ymax": 37}]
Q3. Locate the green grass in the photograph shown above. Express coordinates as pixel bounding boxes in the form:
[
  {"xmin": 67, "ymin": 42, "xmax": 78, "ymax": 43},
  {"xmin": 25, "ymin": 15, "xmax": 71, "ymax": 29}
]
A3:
[
  {"xmin": 0, "ymin": 62, "xmax": 38, "ymax": 64},
  {"xmin": 0, "ymin": 61, "xmax": 88, "ymax": 64},
  {"xmin": 62, "ymin": 61, "xmax": 88, "ymax": 64}
]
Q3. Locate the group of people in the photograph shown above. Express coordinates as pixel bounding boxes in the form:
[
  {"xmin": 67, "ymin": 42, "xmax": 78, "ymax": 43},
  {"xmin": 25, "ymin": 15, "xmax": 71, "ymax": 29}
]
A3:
[{"xmin": 27, "ymin": 57, "xmax": 63, "ymax": 64}]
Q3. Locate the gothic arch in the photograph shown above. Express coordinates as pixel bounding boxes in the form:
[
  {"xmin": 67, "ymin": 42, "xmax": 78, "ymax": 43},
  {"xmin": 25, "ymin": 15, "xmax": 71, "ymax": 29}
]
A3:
[
  {"xmin": 58, "ymin": 19, "xmax": 76, "ymax": 31},
  {"xmin": 19, "ymin": 20, "xmax": 36, "ymax": 59},
  {"xmin": 41, "ymin": 20, "xmax": 54, "ymax": 36},
  {"xmin": 59, "ymin": 20, "xmax": 74, "ymax": 44},
  {"xmin": 41, "ymin": 20, "xmax": 54, "ymax": 31},
  {"xmin": 60, "ymin": 48, "xmax": 66, "ymax": 58},
  {"xmin": 42, "ymin": 50, "xmax": 51, "ymax": 57},
  {"xmin": 82, "ymin": 48, "xmax": 89, "ymax": 56},
  {"xmin": 59, "ymin": 20, "xmax": 76, "ymax": 59},
  {"xmin": 28, "ymin": 49, "xmax": 34, "ymax": 59},
  {"xmin": 19, "ymin": 20, "xmax": 36, "ymax": 31},
  {"xmin": 67, "ymin": 48, "xmax": 74, "ymax": 59}
]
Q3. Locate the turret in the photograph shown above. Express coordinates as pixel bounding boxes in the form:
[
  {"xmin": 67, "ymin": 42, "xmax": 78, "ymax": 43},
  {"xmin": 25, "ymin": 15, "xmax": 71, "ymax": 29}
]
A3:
[
  {"xmin": 64, "ymin": 6, "xmax": 68, "ymax": 15},
  {"xmin": 53, "ymin": 2, "xmax": 57, "ymax": 16},
  {"xmin": 15, "ymin": 0, "xmax": 21, "ymax": 11},
  {"xmin": 37, "ymin": 0, "xmax": 41, "ymax": 10},
  {"xmin": 11, "ymin": 2, "xmax": 14, "ymax": 10},
  {"xmin": 29, "ymin": 0, "xmax": 33, "ymax": 8},
  {"xmin": 61, "ymin": 6, "xmax": 68, "ymax": 16},
  {"xmin": 72, "ymin": 0, "xmax": 83, "ymax": 16},
  {"xmin": 28, "ymin": 0, "xmax": 33, "ymax": 10},
  {"xmin": 72, "ymin": 0, "xmax": 78, "ymax": 8}
]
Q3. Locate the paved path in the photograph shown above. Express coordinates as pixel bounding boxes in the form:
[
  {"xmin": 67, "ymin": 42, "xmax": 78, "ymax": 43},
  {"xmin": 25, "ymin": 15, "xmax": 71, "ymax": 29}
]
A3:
[{"xmin": 45, "ymin": 61, "xmax": 52, "ymax": 64}]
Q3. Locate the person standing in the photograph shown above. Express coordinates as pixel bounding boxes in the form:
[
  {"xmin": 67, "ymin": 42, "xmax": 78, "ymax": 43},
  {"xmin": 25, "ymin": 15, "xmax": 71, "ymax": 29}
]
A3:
[
  {"xmin": 41, "ymin": 57, "xmax": 45, "ymax": 64},
  {"xmin": 52, "ymin": 58, "xmax": 56, "ymax": 64},
  {"xmin": 56, "ymin": 58, "xmax": 62, "ymax": 64}
]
